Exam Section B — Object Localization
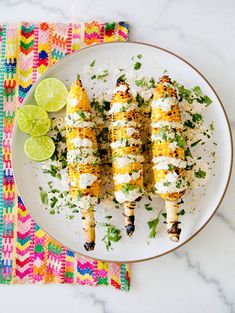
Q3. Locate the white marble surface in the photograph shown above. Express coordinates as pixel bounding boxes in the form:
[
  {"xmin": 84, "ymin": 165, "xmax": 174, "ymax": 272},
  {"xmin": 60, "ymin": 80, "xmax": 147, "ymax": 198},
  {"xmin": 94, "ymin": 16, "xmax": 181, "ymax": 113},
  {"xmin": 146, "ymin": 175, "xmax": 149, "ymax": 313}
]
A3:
[{"xmin": 0, "ymin": 0, "xmax": 234, "ymax": 312}]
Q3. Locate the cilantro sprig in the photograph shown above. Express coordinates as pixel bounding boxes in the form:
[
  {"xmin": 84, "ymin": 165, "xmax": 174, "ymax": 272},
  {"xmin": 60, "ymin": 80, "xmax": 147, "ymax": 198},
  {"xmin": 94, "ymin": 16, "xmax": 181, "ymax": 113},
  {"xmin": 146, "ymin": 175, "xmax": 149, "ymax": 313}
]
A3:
[{"xmin": 102, "ymin": 224, "xmax": 122, "ymax": 251}]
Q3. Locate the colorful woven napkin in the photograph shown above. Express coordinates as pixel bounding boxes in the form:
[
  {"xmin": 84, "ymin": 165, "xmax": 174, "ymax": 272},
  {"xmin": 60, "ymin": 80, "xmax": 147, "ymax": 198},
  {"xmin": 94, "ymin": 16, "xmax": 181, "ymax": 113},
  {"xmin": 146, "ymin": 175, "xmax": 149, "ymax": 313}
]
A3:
[{"xmin": 0, "ymin": 21, "xmax": 130, "ymax": 290}]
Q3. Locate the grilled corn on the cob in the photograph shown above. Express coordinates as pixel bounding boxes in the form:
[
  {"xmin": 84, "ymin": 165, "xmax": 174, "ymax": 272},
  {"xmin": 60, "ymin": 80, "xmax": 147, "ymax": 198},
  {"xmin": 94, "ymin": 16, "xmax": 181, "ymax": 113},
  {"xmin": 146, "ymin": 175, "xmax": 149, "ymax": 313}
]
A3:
[
  {"xmin": 110, "ymin": 80, "xmax": 144, "ymax": 236},
  {"xmin": 151, "ymin": 75, "xmax": 187, "ymax": 242},
  {"xmin": 66, "ymin": 79, "xmax": 100, "ymax": 251}
]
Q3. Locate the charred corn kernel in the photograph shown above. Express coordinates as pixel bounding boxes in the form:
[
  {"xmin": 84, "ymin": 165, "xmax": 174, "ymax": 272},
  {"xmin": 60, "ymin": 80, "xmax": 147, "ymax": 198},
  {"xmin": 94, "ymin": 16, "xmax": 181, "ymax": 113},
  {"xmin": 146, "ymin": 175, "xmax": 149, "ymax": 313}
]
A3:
[
  {"xmin": 66, "ymin": 79, "xmax": 100, "ymax": 251},
  {"xmin": 110, "ymin": 80, "xmax": 144, "ymax": 236},
  {"xmin": 67, "ymin": 81, "xmax": 92, "ymax": 114},
  {"xmin": 151, "ymin": 75, "xmax": 187, "ymax": 242}
]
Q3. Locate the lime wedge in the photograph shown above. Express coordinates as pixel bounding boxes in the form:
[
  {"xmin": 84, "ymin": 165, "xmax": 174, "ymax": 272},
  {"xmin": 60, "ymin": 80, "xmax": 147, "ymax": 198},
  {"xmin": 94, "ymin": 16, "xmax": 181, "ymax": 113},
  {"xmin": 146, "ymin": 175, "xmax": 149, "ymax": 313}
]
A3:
[
  {"xmin": 17, "ymin": 105, "xmax": 51, "ymax": 136},
  {"xmin": 24, "ymin": 136, "xmax": 55, "ymax": 162},
  {"xmin": 35, "ymin": 78, "xmax": 68, "ymax": 112}
]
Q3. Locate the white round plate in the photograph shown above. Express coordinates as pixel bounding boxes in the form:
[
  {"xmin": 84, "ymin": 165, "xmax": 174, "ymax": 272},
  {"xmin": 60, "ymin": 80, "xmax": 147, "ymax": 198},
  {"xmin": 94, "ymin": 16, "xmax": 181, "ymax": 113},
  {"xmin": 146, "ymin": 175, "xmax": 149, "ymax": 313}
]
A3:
[{"xmin": 12, "ymin": 42, "xmax": 233, "ymax": 263}]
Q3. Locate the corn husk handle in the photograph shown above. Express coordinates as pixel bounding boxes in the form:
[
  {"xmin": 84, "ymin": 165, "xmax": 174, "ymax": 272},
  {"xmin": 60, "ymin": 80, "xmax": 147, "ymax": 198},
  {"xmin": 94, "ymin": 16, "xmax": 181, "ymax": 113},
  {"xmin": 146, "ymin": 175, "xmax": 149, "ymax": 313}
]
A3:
[
  {"xmin": 165, "ymin": 200, "xmax": 181, "ymax": 242},
  {"xmin": 123, "ymin": 201, "xmax": 135, "ymax": 236},
  {"xmin": 81, "ymin": 207, "xmax": 96, "ymax": 251}
]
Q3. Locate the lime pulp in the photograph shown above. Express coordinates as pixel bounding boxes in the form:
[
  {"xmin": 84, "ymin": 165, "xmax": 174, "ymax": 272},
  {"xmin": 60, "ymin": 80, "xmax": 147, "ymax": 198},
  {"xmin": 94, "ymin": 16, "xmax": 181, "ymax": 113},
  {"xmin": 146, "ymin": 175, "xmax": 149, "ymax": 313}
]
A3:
[
  {"xmin": 17, "ymin": 105, "xmax": 51, "ymax": 136},
  {"xmin": 34, "ymin": 78, "xmax": 68, "ymax": 112},
  {"xmin": 24, "ymin": 136, "xmax": 55, "ymax": 162}
]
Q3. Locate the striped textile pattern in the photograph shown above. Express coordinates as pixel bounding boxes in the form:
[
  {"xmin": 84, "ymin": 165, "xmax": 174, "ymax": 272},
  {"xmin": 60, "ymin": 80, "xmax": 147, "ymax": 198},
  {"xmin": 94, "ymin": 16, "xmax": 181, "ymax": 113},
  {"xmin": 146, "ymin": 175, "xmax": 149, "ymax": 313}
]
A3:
[{"xmin": 0, "ymin": 22, "xmax": 130, "ymax": 290}]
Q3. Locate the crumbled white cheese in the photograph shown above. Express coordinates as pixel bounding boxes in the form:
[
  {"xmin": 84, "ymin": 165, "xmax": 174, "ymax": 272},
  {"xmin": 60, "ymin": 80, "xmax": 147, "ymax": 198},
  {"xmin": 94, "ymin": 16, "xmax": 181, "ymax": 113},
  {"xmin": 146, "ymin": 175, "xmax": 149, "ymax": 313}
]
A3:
[
  {"xmin": 114, "ymin": 170, "xmax": 141, "ymax": 184},
  {"xmin": 166, "ymin": 172, "xmax": 178, "ymax": 183},
  {"xmin": 168, "ymin": 141, "xmax": 178, "ymax": 151},
  {"xmin": 115, "ymin": 188, "xmax": 143, "ymax": 203},
  {"xmin": 78, "ymin": 195, "xmax": 98, "ymax": 211},
  {"xmin": 151, "ymin": 97, "xmax": 178, "ymax": 112},
  {"xmin": 110, "ymin": 138, "xmax": 142, "ymax": 149},
  {"xmin": 67, "ymin": 150, "xmax": 98, "ymax": 164},
  {"xmin": 151, "ymin": 129, "xmax": 177, "ymax": 142},
  {"xmin": 151, "ymin": 121, "xmax": 183, "ymax": 129},
  {"xmin": 126, "ymin": 127, "xmax": 137, "ymax": 136},
  {"xmin": 181, "ymin": 99, "xmax": 206, "ymax": 114},
  {"xmin": 68, "ymin": 98, "xmax": 78, "ymax": 107},
  {"xmin": 79, "ymin": 174, "xmax": 97, "ymax": 189},
  {"xmin": 138, "ymin": 87, "xmax": 153, "ymax": 101},
  {"xmin": 71, "ymin": 137, "xmax": 93, "ymax": 148},
  {"xmin": 154, "ymin": 175, "xmax": 187, "ymax": 194},
  {"xmin": 153, "ymin": 156, "xmax": 187, "ymax": 170},
  {"xmin": 109, "ymin": 102, "xmax": 137, "ymax": 114},
  {"xmin": 113, "ymin": 84, "xmax": 128, "ymax": 93},
  {"xmin": 65, "ymin": 111, "xmax": 92, "ymax": 126},
  {"xmin": 113, "ymin": 154, "xmax": 144, "ymax": 167}
]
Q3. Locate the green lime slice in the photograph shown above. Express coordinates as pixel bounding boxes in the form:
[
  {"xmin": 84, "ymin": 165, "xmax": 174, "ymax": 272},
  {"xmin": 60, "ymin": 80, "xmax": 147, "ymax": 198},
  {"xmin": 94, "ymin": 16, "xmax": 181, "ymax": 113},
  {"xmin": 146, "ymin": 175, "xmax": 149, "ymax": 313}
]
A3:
[
  {"xmin": 34, "ymin": 78, "xmax": 68, "ymax": 112},
  {"xmin": 17, "ymin": 105, "xmax": 51, "ymax": 136},
  {"xmin": 24, "ymin": 136, "xmax": 55, "ymax": 162}
]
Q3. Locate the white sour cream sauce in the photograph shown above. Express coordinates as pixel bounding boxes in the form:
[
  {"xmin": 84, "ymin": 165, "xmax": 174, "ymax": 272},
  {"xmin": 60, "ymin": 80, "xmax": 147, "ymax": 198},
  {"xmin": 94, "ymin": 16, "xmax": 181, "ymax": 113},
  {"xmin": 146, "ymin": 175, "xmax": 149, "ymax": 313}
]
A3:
[
  {"xmin": 71, "ymin": 137, "xmax": 93, "ymax": 148},
  {"xmin": 153, "ymin": 156, "xmax": 187, "ymax": 170},
  {"xmin": 115, "ymin": 188, "xmax": 143, "ymax": 203},
  {"xmin": 152, "ymin": 97, "xmax": 178, "ymax": 112},
  {"xmin": 79, "ymin": 174, "xmax": 97, "ymax": 189},
  {"xmin": 114, "ymin": 170, "xmax": 142, "ymax": 184}
]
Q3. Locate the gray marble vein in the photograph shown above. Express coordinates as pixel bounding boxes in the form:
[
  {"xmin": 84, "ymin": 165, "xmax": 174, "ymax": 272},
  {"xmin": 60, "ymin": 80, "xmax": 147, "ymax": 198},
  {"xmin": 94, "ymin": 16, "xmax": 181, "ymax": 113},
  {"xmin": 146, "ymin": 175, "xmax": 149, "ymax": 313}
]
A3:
[
  {"xmin": 73, "ymin": 289, "xmax": 110, "ymax": 313},
  {"xmin": 174, "ymin": 251, "xmax": 234, "ymax": 313},
  {"xmin": 215, "ymin": 212, "xmax": 235, "ymax": 233}
]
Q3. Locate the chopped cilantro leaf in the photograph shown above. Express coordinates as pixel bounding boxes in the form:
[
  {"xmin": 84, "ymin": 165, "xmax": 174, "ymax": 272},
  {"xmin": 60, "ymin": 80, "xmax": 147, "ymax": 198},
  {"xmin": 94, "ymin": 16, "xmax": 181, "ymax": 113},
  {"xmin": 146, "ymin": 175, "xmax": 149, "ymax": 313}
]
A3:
[
  {"xmin": 176, "ymin": 180, "xmax": 182, "ymax": 188},
  {"xmin": 136, "ymin": 93, "xmax": 145, "ymax": 107},
  {"xmin": 77, "ymin": 190, "xmax": 83, "ymax": 201},
  {"xmin": 185, "ymin": 147, "xmax": 192, "ymax": 157},
  {"xmin": 121, "ymin": 184, "xmax": 139, "ymax": 194},
  {"xmin": 113, "ymin": 198, "xmax": 119, "ymax": 204},
  {"xmin": 193, "ymin": 86, "xmax": 202, "ymax": 97},
  {"xmin": 137, "ymin": 54, "xmax": 143, "ymax": 59},
  {"xmin": 168, "ymin": 164, "xmax": 175, "ymax": 171},
  {"xmin": 48, "ymin": 181, "xmax": 53, "ymax": 189},
  {"xmin": 148, "ymin": 210, "xmax": 162, "ymax": 238},
  {"xmin": 191, "ymin": 139, "xmax": 202, "ymax": 147},
  {"xmin": 163, "ymin": 181, "xmax": 171, "ymax": 187},
  {"xmin": 77, "ymin": 110, "xmax": 86, "ymax": 119},
  {"xmin": 176, "ymin": 135, "xmax": 185, "ymax": 148},
  {"xmin": 195, "ymin": 169, "xmax": 206, "ymax": 179},
  {"xmin": 210, "ymin": 122, "xmax": 215, "ymax": 131},
  {"xmin": 90, "ymin": 60, "xmax": 96, "ymax": 67},
  {"xmin": 105, "ymin": 215, "xmax": 112, "ymax": 220},
  {"xmin": 145, "ymin": 203, "xmax": 153, "ymax": 211},
  {"xmin": 135, "ymin": 77, "xmax": 145, "ymax": 87},
  {"xmin": 97, "ymin": 70, "xmax": 109, "ymax": 79},
  {"xmin": 40, "ymin": 190, "xmax": 48, "ymax": 205},
  {"xmin": 134, "ymin": 62, "xmax": 142, "ymax": 70},
  {"xmin": 117, "ymin": 74, "xmax": 126, "ymax": 82},
  {"xmin": 178, "ymin": 209, "xmax": 185, "ymax": 216},
  {"xmin": 204, "ymin": 95, "xmax": 212, "ymax": 106},
  {"xmin": 102, "ymin": 224, "xmax": 122, "ymax": 251},
  {"xmin": 184, "ymin": 120, "xmax": 195, "ymax": 129},
  {"xmin": 50, "ymin": 197, "xmax": 58, "ymax": 208},
  {"xmin": 148, "ymin": 77, "xmax": 155, "ymax": 88},
  {"xmin": 192, "ymin": 113, "xmax": 202, "ymax": 122},
  {"xmin": 103, "ymin": 100, "xmax": 110, "ymax": 111}
]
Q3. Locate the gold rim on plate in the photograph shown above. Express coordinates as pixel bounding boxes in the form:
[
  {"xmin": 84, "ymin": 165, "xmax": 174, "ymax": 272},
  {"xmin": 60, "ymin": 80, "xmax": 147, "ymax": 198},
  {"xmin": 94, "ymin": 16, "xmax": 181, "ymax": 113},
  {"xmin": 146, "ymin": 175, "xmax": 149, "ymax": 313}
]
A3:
[{"xmin": 12, "ymin": 41, "xmax": 234, "ymax": 264}]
